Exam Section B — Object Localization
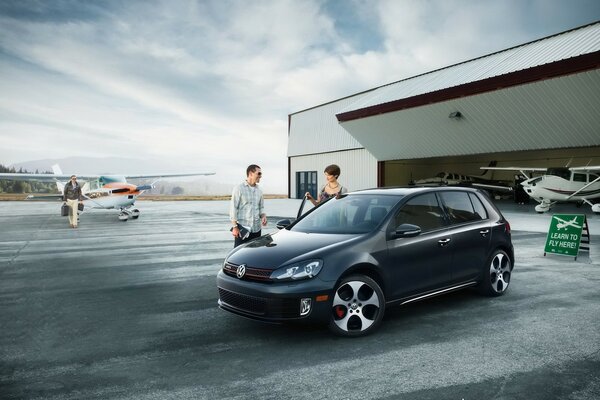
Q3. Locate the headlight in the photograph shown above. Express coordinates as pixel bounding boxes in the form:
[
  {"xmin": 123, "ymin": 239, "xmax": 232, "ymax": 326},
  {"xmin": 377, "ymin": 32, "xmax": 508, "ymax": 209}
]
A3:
[{"xmin": 270, "ymin": 260, "xmax": 323, "ymax": 281}]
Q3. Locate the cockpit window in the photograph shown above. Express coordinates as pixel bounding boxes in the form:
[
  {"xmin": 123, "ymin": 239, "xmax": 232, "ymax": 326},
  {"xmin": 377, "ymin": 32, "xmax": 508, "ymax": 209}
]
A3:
[
  {"xmin": 573, "ymin": 173, "xmax": 587, "ymax": 183},
  {"xmin": 547, "ymin": 168, "xmax": 570, "ymax": 180}
]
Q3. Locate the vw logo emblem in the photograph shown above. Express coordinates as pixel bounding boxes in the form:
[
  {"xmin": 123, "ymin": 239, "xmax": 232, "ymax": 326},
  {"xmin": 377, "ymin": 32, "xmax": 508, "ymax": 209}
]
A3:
[{"xmin": 236, "ymin": 264, "xmax": 246, "ymax": 279}]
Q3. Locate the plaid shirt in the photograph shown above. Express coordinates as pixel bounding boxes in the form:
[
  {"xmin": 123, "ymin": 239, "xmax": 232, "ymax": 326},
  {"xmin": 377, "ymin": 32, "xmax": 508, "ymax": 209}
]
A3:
[{"xmin": 229, "ymin": 181, "xmax": 265, "ymax": 233}]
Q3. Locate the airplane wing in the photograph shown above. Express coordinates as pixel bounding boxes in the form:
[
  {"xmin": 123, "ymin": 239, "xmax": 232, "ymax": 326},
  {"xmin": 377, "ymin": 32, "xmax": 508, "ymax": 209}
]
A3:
[
  {"xmin": 479, "ymin": 167, "xmax": 548, "ymax": 172},
  {"xmin": 0, "ymin": 173, "xmax": 99, "ymax": 182},
  {"xmin": 479, "ymin": 166, "xmax": 548, "ymax": 180},
  {"xmin": 569, "ymin": 166, "xmax": 600, "ymax": 171},
  {"xmin": 471, "ymin": 182, "xmax": 513, "ymax": 192},
  {"xmin": 124, "ymin": 172, "xmax": 215, "ymax": 179},
  {"xmin": 0, "ymin": 171, "xmax": 215, "ymax": 182},
  {"xmin": 25, "ymin": 194, "xmax": 64, "ymax": 201}
]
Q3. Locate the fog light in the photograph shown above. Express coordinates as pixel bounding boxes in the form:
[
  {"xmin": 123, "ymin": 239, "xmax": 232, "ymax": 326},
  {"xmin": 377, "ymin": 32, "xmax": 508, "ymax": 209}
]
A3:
[{"xmin": 300, "ymin": 298, "xmax": 312, "ymax": 316}]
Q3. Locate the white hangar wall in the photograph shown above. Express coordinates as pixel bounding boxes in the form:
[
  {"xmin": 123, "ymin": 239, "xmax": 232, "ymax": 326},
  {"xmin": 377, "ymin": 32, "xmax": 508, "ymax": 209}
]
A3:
[
  {"xmin": 289, "ymin": 149, "xmax": 378, "ymax": 199},
  {"xmin": 288, "ymin": 92, "xmax": 379, "ymax": 198}
]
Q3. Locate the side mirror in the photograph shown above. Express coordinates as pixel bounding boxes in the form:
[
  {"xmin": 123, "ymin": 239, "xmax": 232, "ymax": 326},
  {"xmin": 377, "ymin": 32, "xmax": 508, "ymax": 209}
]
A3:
[
  {"xmin": 393, "ymin": 223, "xmax": 421, "ymax": 238},
  {"xmin": 276, "ymin": 219, "xmax": 292, "ymax": 229}
]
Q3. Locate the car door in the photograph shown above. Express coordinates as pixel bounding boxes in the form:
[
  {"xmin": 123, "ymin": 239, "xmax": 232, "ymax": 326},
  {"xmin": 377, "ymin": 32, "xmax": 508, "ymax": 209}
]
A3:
[
  {"xmin": 385, "ymin": 192, "xmax": 453, "ymax": 300},
  {"xmin": 438, "ymin": 191, "xmax": 491, "ymax": 283}
]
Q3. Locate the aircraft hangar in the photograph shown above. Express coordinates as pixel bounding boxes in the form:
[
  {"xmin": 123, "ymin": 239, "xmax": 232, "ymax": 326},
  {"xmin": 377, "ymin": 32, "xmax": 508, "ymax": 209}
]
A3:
[{"xmin": 287, "ymin": 21, "xmax": 600, "ymax": 199}]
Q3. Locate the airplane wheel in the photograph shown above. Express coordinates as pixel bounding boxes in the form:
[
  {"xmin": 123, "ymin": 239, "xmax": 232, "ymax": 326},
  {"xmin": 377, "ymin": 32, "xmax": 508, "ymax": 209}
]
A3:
[
  {"xmin": 118, "ymin": 213, "xmax": 129, "ymax": 221},
  {"xmin": 131, "ymin": 209, "xmax": 140, "ymax": 219}
]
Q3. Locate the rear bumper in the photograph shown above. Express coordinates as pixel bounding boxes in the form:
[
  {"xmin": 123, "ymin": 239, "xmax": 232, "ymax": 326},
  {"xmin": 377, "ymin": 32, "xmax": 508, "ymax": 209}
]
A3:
[{"xmin": 216, "ymin": 270, "xmax": 333, "ymax": 324}]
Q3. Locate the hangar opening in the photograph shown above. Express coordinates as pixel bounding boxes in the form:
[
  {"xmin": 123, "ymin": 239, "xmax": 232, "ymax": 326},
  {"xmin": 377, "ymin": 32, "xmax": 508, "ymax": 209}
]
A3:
[{"xmin": 381, "ymin": 147, "xmax": 600, "ymax": 188}]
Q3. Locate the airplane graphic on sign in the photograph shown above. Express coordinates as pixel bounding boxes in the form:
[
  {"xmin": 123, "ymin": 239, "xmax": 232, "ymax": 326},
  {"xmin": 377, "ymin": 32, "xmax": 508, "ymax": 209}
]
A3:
[{"xmin": 553, "ymin": 216, "xmax": 582, "ymax": 230}]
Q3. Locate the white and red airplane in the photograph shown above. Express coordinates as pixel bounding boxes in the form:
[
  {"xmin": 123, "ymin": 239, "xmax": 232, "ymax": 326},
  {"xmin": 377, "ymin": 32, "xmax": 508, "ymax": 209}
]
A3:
[
  {"xmin": 0, "ymin": 165, "xmax": 215, "ymax": 221},
  {"xmin": 482, "ymin": 165, "xmax": 600, "ymax": 213}
]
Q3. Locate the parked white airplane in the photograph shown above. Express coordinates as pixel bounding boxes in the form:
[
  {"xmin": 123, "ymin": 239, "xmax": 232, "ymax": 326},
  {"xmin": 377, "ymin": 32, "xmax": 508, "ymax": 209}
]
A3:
[
  {"xmin": 410, "ymin": 162, "xmax": 513, "ymax": 194},
  {"xmin": 482, "ymin": 165, "xmax": 600, "ymax": 213},
  {"xmin": 0, "ymin": 165, "xmax": 215, "ymax": 221},
  {"xmin": 554, "ymin": 216, "xmax": 582, "ymax": 231}
]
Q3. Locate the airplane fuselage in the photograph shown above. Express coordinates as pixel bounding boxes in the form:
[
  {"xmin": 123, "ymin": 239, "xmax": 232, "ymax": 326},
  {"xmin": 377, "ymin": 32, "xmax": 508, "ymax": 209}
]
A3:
[
  {"xmin": 81, "ymin": 179, "xmax": 142, "ymax": 210},
  {"xmin": 522, "ymin": 175, "xmax": 600, "ymax": 202}
]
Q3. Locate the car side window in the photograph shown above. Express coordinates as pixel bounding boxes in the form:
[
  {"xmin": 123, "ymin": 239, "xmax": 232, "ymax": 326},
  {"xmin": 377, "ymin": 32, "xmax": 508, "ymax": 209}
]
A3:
[
  {"xmin": 469, "ymin": 193, "xmax": 488, "ymax": 220},
  {"xmin": 394, "ymin": 193, "xmax": 446, "ymax": 232},
  {"xmin": 440, "ymin": 191, "xmax": 482, "ymax": 224}
]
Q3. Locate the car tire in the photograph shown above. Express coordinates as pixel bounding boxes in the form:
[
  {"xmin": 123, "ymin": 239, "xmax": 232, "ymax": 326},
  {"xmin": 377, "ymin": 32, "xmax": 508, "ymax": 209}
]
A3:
[
  {"xmin": 328, "ymin": 275, "xmax": 385, "ymax": 337},
  {"xmin": 478, "ymin": 249, "xmax": 512, "ymax": 297}
]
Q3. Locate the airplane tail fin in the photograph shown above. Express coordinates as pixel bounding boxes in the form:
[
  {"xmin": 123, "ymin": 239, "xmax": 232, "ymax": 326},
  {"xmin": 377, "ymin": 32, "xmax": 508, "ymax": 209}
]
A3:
[
  {"xmin": 480, "ymin": 161, "xmax": 497, "ymax": 177},
  {"xmin": 52, "ymin": 164, "xmax": 65, "ymax": 194}
]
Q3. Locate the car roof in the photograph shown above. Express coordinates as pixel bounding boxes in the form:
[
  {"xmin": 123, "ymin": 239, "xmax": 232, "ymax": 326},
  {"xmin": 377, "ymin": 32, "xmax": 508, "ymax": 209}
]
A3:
[{"xmin": 348, "ymin": 186, "xmax": 482, "ymax": 196}]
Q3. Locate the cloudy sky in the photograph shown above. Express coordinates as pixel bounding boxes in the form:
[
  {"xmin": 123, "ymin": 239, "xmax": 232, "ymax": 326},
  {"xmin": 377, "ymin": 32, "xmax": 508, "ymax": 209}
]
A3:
[{"xmin": 1, "ymin": 0, "xmax": 599, "ymax": 193}]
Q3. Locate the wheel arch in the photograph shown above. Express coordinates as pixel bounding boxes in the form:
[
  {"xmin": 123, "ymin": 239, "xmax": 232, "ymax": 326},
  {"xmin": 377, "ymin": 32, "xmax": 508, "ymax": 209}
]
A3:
[{"xmin": 337, "ymin": 263, "xmax": 386, "ymax": 296}]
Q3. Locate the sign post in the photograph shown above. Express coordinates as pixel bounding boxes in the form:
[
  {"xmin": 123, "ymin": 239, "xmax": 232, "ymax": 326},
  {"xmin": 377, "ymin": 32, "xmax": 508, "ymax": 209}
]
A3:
[{"xmin": 544, "ymin": 214, "xmax": 587, "ymax": 260}]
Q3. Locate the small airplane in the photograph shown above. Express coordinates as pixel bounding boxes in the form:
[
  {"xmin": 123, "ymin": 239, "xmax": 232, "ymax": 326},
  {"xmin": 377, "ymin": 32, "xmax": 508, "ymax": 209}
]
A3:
[
  {"xmin": 482, "ymin": 165, "xmax": 600, "ymax": 214},
  {"xmin": 410, "ymin": 161, "xmax": 513, "ymax": 194},
  {"xmin": 553, "ymin": 216, "xmax": 582, "ymax": 231},
  {"xmin": 0, "ymin": 165, "xmax": 215, "ymax": 221}
]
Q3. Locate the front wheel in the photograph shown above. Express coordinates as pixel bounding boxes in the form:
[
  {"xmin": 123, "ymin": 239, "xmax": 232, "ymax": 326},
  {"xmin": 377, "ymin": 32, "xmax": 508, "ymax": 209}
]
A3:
[
  {"xmin": 478, "ymin": 249, "xmax": 512, "ymax": 297},
  {"xmin": 328, "ymin": 275, "xmax": 385, "ymax": 337}
]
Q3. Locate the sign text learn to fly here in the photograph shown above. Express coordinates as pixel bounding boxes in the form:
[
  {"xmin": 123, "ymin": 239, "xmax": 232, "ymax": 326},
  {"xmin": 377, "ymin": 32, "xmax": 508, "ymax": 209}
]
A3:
[{"xmin": 544, "ymin": 214, "xmax": 586, "ymax": 258}]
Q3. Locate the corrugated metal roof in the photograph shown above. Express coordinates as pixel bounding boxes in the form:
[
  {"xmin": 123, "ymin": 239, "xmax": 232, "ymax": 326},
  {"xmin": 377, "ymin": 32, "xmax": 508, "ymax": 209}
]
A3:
[
  {"xmin": 339, "ymin": 22, "xmax": 600, "ymax": 114},
  {"xmin": 287, "ymin": 95, "xmax": 369, "ymax": 157}
]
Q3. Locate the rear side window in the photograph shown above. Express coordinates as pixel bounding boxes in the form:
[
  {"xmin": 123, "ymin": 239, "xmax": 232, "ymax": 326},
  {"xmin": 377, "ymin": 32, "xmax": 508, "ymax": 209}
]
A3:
[
  {"xmin": 469, "ymin": 193, "xmax": 488, "ymax": 220},
  {"xmin": 394, "ymin": 193, "xmax": 446, "ymax": 232},
  {"xmin": 440, "ymin": 191, "xmax": 483, "ymax": 224}
]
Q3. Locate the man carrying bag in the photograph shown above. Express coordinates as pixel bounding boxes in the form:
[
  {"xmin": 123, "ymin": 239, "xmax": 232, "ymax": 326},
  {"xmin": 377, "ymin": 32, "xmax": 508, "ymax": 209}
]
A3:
[{"xmin": 63, "ymin": 175, "xmax": 83, "ymax": 228}]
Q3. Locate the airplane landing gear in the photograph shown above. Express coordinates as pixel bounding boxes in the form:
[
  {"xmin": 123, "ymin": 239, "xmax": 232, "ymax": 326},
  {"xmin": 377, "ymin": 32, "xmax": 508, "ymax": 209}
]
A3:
[
  {"xmin": 534, "ymin": 201, "xmax": 551, "ymax": 213},
  {"xmin": 118, "ymin": 208, "xmax": 140, "ymax": 221}
]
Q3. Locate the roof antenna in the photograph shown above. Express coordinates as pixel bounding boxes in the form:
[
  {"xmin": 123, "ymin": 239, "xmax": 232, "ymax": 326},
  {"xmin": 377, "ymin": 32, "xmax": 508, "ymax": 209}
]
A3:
[{"xmin": 565, "ymin": 158, "xmax": 573, "ymax": 168}]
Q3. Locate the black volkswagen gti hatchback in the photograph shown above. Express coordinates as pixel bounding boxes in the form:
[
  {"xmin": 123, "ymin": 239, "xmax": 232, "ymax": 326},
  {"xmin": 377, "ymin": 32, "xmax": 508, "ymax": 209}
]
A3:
[{"xmin": 217, "ymin": 187, "xmax": 514, "ymax": 337}]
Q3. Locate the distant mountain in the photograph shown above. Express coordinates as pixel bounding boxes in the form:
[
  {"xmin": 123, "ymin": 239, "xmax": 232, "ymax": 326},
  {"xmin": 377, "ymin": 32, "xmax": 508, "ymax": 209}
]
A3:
[
  {"xmin": 10, "ymin": 156, "xmax": 194, "ymax": 175},
  {"xmin": 9, "ymin": 156, "xmax": 232, "ymax": 196}
]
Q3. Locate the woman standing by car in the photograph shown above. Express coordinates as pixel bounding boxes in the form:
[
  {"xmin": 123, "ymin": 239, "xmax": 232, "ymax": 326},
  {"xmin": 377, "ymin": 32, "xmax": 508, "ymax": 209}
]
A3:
[{"xmin": 306, "ymin": 164, "xmax": 348, "ymax": 206}]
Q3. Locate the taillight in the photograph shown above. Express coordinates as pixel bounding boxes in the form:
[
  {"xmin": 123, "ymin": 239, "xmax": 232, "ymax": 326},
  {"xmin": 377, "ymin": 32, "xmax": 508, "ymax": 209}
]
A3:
[{"xmin": 504, "ymin": 220, "xmax": 511, "ymax": 234}]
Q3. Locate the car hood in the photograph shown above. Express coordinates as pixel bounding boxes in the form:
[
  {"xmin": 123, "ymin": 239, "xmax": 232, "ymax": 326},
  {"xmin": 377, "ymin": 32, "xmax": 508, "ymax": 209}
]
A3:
[{"xmin": 226, "ymin": 229, "xmax": 361, "ymax": 269}]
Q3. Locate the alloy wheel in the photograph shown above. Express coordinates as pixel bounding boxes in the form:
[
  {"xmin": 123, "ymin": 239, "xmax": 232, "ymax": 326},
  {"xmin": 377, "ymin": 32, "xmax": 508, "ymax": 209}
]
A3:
[
  {"xmin": 489, "ymin": 251, "xmax": 511, "ymax": 294},
  {"xmin": 331, "ymin": 276, "xmax": 384, "ymax": 336}
]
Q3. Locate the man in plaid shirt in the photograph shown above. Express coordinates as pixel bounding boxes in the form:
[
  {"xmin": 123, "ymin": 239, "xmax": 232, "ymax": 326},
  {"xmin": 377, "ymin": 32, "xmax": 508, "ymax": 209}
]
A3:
[{"xmin": 229, "ymin": 164, "xmax": 267, "ymax": 247}]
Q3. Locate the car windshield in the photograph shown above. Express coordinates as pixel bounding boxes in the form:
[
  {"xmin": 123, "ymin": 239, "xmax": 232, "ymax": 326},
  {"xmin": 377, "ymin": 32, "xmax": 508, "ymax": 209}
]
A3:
[{"xmin": 292, "ymin": 194, "xmax": 403, "ymax": 234}]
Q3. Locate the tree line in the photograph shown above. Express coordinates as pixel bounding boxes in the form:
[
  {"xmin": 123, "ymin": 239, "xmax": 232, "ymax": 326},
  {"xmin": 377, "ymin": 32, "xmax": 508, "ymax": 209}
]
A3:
[{"xmin": 0, "ymin": 164, "xmax": 56, "ymax": 193}]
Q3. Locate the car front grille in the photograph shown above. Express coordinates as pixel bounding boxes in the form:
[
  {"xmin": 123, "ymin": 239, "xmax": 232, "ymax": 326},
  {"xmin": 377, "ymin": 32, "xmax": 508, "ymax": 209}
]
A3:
[
  {"xmin": 218, "ymin": 288, "xmax": 301, "ymax": 319},
  {"xmin": 223, "ymin": 262, "xmax": 273, "ymax": 282}
]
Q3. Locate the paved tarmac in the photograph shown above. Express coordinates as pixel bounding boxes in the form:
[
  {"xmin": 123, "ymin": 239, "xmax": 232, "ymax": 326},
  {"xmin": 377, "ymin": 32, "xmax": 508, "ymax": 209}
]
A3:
[{"xmin": 1, "ymin": 199, "xmax": 599, "ymax": 400}]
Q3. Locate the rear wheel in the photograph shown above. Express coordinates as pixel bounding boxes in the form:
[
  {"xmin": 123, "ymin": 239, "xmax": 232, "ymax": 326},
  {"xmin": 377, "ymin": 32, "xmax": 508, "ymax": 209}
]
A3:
[
  {"xmin": 328, "ymin": 275, "xmax": 385, "ymax": 337},
  {"xmin": 478, "ymin": 249, "xmax": 512, "ymax": 296}
]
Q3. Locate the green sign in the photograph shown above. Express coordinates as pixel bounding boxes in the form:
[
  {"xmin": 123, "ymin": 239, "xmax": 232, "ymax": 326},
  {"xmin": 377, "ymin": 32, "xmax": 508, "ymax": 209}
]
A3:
[{"xmin": 544, "ymin": 214, "xmax": 586, "ymax": 257}]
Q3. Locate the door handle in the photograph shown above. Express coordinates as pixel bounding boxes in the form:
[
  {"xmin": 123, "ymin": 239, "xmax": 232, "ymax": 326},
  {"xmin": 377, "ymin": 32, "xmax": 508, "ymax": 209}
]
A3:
[
  {"xmin": 438, "ymin": 238, "xmax": 451, "ymax": 246},
  {"xmin": 479, "ymin": 229, "xmax": 490, "ymax": 237}
]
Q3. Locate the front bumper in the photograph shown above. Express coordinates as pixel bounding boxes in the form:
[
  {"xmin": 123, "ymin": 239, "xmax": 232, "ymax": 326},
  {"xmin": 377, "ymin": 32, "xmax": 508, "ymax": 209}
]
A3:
[{"xmin": 216, "ymin": 270, "xmax": 333, "ymax": 324}]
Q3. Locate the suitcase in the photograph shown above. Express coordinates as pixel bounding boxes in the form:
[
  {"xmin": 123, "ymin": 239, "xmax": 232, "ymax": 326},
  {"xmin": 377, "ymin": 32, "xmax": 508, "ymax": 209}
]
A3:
[{"xmin": 61, "ymin": 204, "xmax": 69, "ymax": 216}]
